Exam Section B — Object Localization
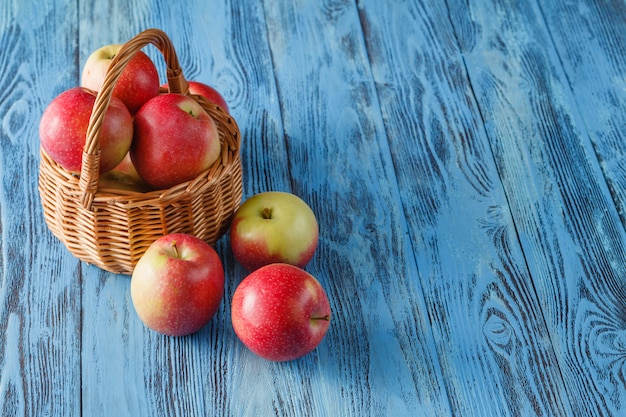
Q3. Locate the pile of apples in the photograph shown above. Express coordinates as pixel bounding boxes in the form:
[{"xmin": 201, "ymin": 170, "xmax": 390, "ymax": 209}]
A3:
[
  {"xmin": 131, "ymin": 191, "xmax": 332, "ymax": 362},
  {"xmin": 40, "ymin": 43, "xmax": 230, "ymax": 191},
  {"xmin": 38, "ymin": 42, "xmax": 331, "ymax": 361}
]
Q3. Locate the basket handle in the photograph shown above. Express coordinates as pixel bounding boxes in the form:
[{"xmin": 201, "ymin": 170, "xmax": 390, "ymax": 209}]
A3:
[{"xmin": 79, "ymin": 28, "xmax": 188, "ymax": 209}]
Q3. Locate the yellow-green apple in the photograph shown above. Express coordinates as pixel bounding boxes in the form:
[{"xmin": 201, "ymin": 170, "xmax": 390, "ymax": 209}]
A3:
[
  {"xmin": 130, "ymin": 233, "xmax": 225, "ymax": 337},
  {"xmin": 162, "ymin": 80, "xmax": 229, "ymax": 113},
  {"xmin": 99, "ymin": 153, "xmax": 151, "ymax": 192},
  {"xmin": 39, "ymin": 87, "xmax": 133, "ymax": 173},
  {"xmin": 229, "ymin": 192, "xmax": 319, "ymax": 271},
  {"xmin": 81, "ymin": 43, "xmax": 160, "ymax": 114},
  {"xmin": 231, "ymin": 263, "xmax": 331, "ymax": 361},
  {"xmin": 130, "ymin": 93, "xmax": 221, "ymax": 189}
]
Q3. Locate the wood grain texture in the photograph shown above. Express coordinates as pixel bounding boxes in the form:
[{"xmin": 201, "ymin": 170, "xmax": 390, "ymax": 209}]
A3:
[
  {"xmin": 262, "ymin": 1, "xmax": 447, "ymax": 415},
  {"xmin": 2, "ymin": 0, "xmax": 626, "ymax": 415},
  {"xmin": 0, "ymin": 1, "xmax": 82, "ymax": 417},
  {"xmin": 359, "ymin": 0, "xmax": 573, "ymax": 415},
  {"xmin": 539, "ymin": 0, "xmax": 626, "ymax": 410},
  {"xmin": 538, "ymin": 0, "xmax": 626, "ymax": 227},
  {"xmin": 448, "ymin": 0, "xmax": 626, "ymax": 415}
]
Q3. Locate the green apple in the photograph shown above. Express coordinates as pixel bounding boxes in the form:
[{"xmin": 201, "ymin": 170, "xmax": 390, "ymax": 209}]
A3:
[{"xmin": 99, "ymin": 152, "xmax": 151, "ymax": 192}]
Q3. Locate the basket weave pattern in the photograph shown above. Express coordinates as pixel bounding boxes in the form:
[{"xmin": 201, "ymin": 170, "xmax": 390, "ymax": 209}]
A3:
[{"xmin": 38, "ymin": 29, "xmax": 243, "ymax": 274}]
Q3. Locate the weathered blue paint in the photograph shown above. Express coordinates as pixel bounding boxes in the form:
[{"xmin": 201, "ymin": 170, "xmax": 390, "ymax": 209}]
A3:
[{"xmin": 1, "ymin": 0, "xmax": 625, "ymax": 416}]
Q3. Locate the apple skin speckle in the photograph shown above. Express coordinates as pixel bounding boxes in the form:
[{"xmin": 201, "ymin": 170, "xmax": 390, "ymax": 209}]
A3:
[{"xmin": 231, "ymin": 263, "xmax": 331, "ymax": 362}]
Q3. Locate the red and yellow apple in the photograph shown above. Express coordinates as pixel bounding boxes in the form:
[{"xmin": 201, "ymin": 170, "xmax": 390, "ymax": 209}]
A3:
[
  {"xmin": 130, "ymin": 233, "xmax": 225, "ymax": 337},
  {"xmin": 130, "ymin": 93, "xmax": 222, "ymax": 189},
  {"xmin": 39, "ymin": 87, "xmax": 133, "ymax": 173},
  {"xmin": 229, "ymin": 191, "xmax": 319, "ymax": 271},
  {"xmin": 231, "ymin": 263, "xmax": 331, "ymax": 361},
  {"xmin": 162, "ymin": 80, "xmax": 229, "ymax": 113},
  {"xmin": 81, "ymin": 43, "xmax": 160, "ymax": 114}
]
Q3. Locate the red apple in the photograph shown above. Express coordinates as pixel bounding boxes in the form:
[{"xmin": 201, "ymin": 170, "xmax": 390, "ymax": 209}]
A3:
[
  {"xmin": 130, "ymin": 233, "xmax": 225, "ymax": 337},
  {"xmin": 231, "ymin": 263, "xmax": 331, "ymax": 361},
  {"xmin": 161, "ymin": 80, "xmax": 229, "ymax": 113},
  {"xmin": 81, "ymin": 43, "xmax": 160, "ymax": 114},
  {"xmin": 131, "ymin": 93, "xmax": 222, "ymax": 189},
  {"xmin": 230, "ymin": 191, "xmax": 319, "ymax": 271},
  {"xmin": 39, "ymin": 87, "xmax": 133, "ymax": 173}
]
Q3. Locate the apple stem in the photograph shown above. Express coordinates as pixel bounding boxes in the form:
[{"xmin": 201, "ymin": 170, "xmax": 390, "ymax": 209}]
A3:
[
  {"xmin": 312, "ymin": 314, "xmax": 330, "ymax": 322},
  {"xmin": 171, "ymin": 240, "xmax": 180, "ymax": 258},
  {"xmin": 261, "ymin": 207, "xmax": 273, "ymax": 220}
]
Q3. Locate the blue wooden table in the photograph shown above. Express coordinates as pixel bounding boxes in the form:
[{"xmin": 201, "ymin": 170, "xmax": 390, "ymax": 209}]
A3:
[{"xmin": 2, "ymin": 0, "xmax": 626, "ymax": 416}]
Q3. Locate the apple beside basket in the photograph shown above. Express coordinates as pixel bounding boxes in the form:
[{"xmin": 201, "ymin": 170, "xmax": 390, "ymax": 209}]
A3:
[{"xmin": 38, "ymin": 28, "xmax": 243, "ymax": 275}]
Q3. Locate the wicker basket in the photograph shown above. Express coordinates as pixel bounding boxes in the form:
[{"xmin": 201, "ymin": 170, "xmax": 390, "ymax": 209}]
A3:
[{"xmin": 38, "ymin": 29, "xmax": 243, "ymax": 274}]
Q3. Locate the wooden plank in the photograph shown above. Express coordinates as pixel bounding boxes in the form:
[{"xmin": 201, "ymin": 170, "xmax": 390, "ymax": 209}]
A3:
[
  {"xmin": 0, "ymin": 1, "xmax": 81, "ymax": 416},
  {"xmin": 77, "ymin": 1, "xmax": 294, "ymax": 416},
  {"xmin": 359, "ymin": 0, "xmax": 575, "ymax": 415},
  {"xmin": 262, "ymin": 1, "xmax": 450, "ymax": 416},
  {"xmin": 447, "ymin": 0, "xmax": 626, "ymax": 415},
  {"xmin": 538, "ymin": 0, "xmax": 626, "ymax": 410},
  {"xmin": 538, "ymin": 1, "xmax": 626, "ymax": 224},
  {"xmin": 76, "ymin": 2, "xmax": 156, "ymax": 413}
]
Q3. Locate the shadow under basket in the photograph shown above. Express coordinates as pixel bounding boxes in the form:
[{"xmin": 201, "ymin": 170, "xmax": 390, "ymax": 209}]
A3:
[{"xmin": 38, "ymin": 29, "xmax": 243, "ymax": 275}]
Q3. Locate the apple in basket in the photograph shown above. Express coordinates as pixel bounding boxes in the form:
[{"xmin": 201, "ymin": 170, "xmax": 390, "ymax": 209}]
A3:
[
  {"xmin": 98, "ymin": 152, "xmax": 151, "ymax": 192},
  {"xmin": 229, "ymin": 192, "xmax": 319, "ymax": 271},
  {"xmin": 162, "ymin": 80, "xmax": 230, "ymax": 113},
  {"xmin": 231, "ymin": 263, "xmax": 331, "ymax": 361},
  {"xmin": 130, "ymin": 93, "xmax": 222, "ymax": 190},
  {"xmin": 81, "ymin": 43, "xmax": 160, "ymax": 114},
  {"xmin": 131, "ymin": 233, "xmax": 225, "ymax": 337},
  {"xmin": 39, "ymin": 87, "xmax": 133, "ymax": 173}
]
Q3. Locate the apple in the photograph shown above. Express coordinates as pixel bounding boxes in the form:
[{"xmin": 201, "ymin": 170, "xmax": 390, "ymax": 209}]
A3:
[
  {"xmin": 99, "ymin": 152, "xmax": 151, "ymax": 192},
  {"xmin": 231, "ymin": 263, "xmax": 331, "ymax": 361},
  {"xmin": 39, "ymin": 87, "xmax": 133, "ymax": 173},
  {"xmin": 81, "ymin": 43, "xmax": 160, "ymax": 114},
  {"xmin": 230, "ymin": 191, "xmax": 319, "ymax": 271},
  {"xmin": 98, "ymin": 170, "xmax": 149, "ymax": 193},
  {"xmin": 161, "ymin": 80, "xmax": 229, "ymax": 113},
  {"xmin": 131, "ymin": 93, "xmax": 222, "ymax": 189},
  {"xmin": 130, "ymin": 233, "xmax": 225, "ymax": 337}
]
